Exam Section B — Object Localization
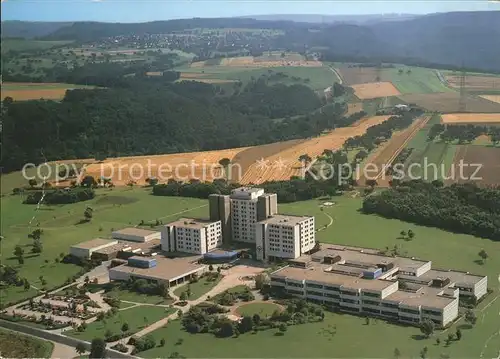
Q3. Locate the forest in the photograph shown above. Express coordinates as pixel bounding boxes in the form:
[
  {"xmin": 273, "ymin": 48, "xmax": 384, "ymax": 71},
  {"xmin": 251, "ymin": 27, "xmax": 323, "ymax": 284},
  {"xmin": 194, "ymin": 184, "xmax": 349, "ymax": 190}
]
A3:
[
  {"xmin": 362, "ymin": 181, "xmax": 500, "ymax": 241},
  {"xmin": 2, "ymin": 74, "xmax": 345, "ymax": 172}
]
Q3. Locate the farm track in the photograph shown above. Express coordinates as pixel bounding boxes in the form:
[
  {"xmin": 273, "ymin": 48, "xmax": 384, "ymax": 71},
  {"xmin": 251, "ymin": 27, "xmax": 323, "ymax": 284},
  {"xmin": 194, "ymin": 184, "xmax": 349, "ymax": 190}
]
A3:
[{"xmin": 358, "ymin": 116, "xmax": 431, "ymax": 187}]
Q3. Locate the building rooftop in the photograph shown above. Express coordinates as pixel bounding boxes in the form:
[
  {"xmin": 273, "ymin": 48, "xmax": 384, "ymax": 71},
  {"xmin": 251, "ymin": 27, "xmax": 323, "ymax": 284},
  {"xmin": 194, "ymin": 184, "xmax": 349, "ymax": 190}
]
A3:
[
  {"xmin": 110, "ymin": 256, "xmax": 205, "ymax": 282},
  {"xmin": 418, "ymin": 269, "xmax": 486, "ymax": 286},
  {"xmin": 272, "ymin": 265, "xmax": 396, "ymax": 291},
  {"xmin": 112, "ymin": 227, "xmax": 160, "ymax": 237},
  {"xmin": 93, "ymin": 239, "xmax": 161, "ymax": 255},
  {"xmin": 232, "ymin": 187, "xmax": 264, "ymax": 194},
  {"xmin": 166, "ymin": 218, "xmax": 218, "ymax": 229},
  {"xmin": 258, "ymin": 214, "xmax": 313, "ymax": 226},
  {"xmin": 72, "ymin": 238, "xmax": 117, "ymax": 250},
  {"xmin": 384, "ymin": 289, "xmax": 456, "ymax": 309}
]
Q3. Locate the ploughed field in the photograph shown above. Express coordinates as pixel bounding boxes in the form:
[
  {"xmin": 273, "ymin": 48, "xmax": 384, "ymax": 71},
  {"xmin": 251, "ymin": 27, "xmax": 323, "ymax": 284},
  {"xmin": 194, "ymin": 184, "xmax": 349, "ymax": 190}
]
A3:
[{"xmin": 449, "ymin": 145, "xmax": 500, "ymax": 187}]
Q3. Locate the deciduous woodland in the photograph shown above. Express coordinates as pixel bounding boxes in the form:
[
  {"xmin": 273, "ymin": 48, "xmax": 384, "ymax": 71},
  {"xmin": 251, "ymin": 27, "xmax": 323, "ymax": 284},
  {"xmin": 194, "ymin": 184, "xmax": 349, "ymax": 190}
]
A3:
[
  {"xmin": 2, "ymin": 75, "xmax": 345, "ymax": 172},
  {"xmin": 362, "ymin": 181, "xmax": 500, "ymax": 241}
]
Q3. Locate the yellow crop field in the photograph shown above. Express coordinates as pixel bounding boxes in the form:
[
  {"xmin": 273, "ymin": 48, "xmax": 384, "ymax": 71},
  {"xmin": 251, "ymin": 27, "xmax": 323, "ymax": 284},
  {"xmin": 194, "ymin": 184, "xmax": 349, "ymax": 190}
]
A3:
[{"xmin": 351, "ymin": 82, "xmax": 401, "ymax": 99}]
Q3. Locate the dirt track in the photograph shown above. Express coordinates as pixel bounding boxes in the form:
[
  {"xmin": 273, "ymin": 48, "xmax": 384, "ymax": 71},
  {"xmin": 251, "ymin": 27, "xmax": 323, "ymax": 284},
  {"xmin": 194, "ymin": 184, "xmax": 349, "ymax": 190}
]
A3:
[{"xmin": 358, "ymin": 116, "xmax": 431, "ymax": 187}]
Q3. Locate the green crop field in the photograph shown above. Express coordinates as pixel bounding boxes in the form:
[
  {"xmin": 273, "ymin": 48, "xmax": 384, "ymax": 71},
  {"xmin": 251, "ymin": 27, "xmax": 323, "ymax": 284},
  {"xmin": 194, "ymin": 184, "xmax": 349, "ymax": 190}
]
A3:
[
  {"xmin": 387, "ymin": 67, "xmax": 454, "ymax": 94},
  {"xmin": 65, "ymin": 305, "xmax": 174, "ymax": 341},
  {"xmin": 176, "ymin": 65, "xmax": 339, "ymax": 91},
  {"xmin": 1, "ymin": 39, "xmax": 73, "ymax": 53},
  {"xmin": 0, "ymin": 186, "xmax": 208, "ymax": 307}
]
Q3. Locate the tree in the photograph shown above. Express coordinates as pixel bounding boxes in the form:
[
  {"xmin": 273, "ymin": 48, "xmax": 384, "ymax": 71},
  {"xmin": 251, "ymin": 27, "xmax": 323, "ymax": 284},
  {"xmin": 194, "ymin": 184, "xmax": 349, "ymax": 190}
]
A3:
[
  {"xmin": 84, "ymin": 207, "xmax": 93, "ymax": 222},
  {"xmin": 121, "ymin": 322, "xmax": 129, "ymax": 333},
  {"xmin": 278, "ymin": 323, "xmax": 287, "ymax": 333},
  {"xmin": 420, "ymin": 347, "xmax": 428, "ymax": 359},
  {"xmin": 400, "ymin": 230, "xmax": 407, "ymax": 238},
  {"xmin": 75, "ymin": 342, "xmax": 86, "ymax": 356},
  {"xmin": 81, "ymin": 175, "xmax": 97, "ymax": 188},
  {"xmin": 478, "ymin": 249, "xmax": 488, "ymax": 262},
  {"xmin": 218, "ymin": 320, "xmax": 235, "ymax": 337},
  {"xmin": 446, "ymin": 333, "xmax": 454, "ymax": 345},
  {"xmin": 217, "ymin": 266, "xmax": 222, "ymax": 274},
  {"xmin": 407, "ymin": 229, "xmax": 415, "ymax": 240},
  {"xmin": 465, "ymin": 310, "xmax": 477, "ymax": 326},
  {"xmin": 436, "ymin": 338, "xmax": 441, "ymax": 345},
  {"xmin": 254, "ymin": 273, "xmax": 270, "ymax": 290},
  {"xmin": 420, "ymin": 319, "xmax": 435, "ymax": 338},
  {"xmin": 89, "ymin": 338, "xmax": 106, "ymax": 358},
  {"xmin": 366, "ymin": 179, "xmax": 378, "ymax": 188},
  {"xmin": 23, "ymin": 279, "xmax": 31, "ymax": 291},
  {"xmin": 180, "ymin": 291, "xmax": 188, "ymax": 301},
  {"xmin": 298, "ymin": 154, "xmax": 312, "ymax": 165},
  {"xmin": 208, "ymin": 264, "xmax": 214, "ymax": 271},
  {"xmin": 252, "ymin": 313, "xmax": 261, "ymax": 326},
  {"xmin": 394, "ymin": 348, "xmax": 401, "ymax": 359},
  {"xmin": 455, "ymin": 328, "xmax": 462, "ymax": 340},
  {"xmin": 28, "ymin": 179, "xmax": 37, "ymax": 188},
  {"xmin": 32, "ymin": 239, "xmax": 43, "ymax": 253},
  {"xmin": 14, "ymin": 245, "xmax": 24, "ymax": 258},
  {"xmin": 238, "ymin": 316, "xmax": 254, "ymax": 333}
]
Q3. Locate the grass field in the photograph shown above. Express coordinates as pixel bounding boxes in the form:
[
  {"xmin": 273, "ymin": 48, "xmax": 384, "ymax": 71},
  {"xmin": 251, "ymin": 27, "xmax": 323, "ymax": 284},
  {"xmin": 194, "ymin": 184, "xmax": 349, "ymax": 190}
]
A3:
[
  {"xmin": 0, "ymin": 187, "xmax": 208, "ymax": 306},
  {"xmin": 65, "ymin": 305, "xmax": 174, "ymax": 341},
  {"xmin": 175, "ymin": 65, "xmax": 338, "ymax": 91},
  {"xmin": 0, "ymin": 328, "xmax": 54, "ymax": 358},
  {"xmin": 236, "ymin": 302, "xmax": 281, "ymax": 317},
  {"xmin": 102, "ymin": 284, "xmax": 173, "ymax": 305},
  {"xmin": 173, "ymin": 276, "xmax": 222, "ymax": 300},
  {"xmin": 3, "ymin": 82, "xmax": 95, "ymax": 101},
  {"xmin": 387, "ymin": 67, "xmax": 453, "ymax": 94},
  {"xmin": 1, "ymin": 39, "xmax": 73, "ymax": 53}
]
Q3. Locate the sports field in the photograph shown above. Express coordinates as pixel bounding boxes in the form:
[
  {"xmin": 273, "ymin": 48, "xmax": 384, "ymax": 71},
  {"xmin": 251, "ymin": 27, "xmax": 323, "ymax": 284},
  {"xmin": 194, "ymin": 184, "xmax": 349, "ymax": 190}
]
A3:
[{"xmin": 2, "ymin": 82, "xmax": 94, "ymax": 101}]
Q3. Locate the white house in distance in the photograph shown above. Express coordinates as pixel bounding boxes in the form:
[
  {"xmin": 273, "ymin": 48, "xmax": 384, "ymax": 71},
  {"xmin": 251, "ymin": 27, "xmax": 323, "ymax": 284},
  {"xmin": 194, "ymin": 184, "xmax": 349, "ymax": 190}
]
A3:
[
  {"xmin": 70, "ymin": 238, "xmax": 118, "ymax": 259},
  {"xmin": 161, "ymin": 218, "xmax": 222, "ymax": 255},
  {"xmin": 255, "ymin": 214, "xmax": 316, "ymax": 261},
  {"xmin": 112, "ymin": 227, "xmax": 161, "ymax": 243}
]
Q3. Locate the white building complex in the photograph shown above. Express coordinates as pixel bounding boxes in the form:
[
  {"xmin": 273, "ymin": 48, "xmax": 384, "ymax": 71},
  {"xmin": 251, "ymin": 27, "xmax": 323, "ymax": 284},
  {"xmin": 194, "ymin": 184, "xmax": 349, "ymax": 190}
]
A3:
[
  {"xmin": 256, "ymin": 214, "xmax": 315, "ymax": 261},
  {"xmin": 270, "ymin": 245, "xmax": 488, "ymax": 327},
  {"xmin": 161, "ymin": 218, "xmax": 222, "ymax": 255},
  {"xmin": 112, "ymin": 228, "xmax": 161, "ymax": 243}
]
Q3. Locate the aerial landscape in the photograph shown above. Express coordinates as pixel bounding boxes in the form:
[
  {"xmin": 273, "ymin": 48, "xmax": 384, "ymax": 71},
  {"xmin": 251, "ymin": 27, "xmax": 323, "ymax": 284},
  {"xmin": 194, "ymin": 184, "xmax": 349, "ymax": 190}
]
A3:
[{"xmin": 1, "ymin": 1, "xmax": 499, "ymax": 358}]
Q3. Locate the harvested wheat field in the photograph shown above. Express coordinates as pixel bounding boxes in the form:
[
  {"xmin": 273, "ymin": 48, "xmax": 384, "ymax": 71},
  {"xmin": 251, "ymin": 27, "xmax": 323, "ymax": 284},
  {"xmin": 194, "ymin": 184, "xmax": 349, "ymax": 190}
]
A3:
[
  {"xmin": 398, "ymin": 92, "xmax": 500, "ymax": 113},
  {"xmin": 146, "ymin": 72, "xmax": 163, "ymax": 76},
  {"xmin": 446, "ymin": 75, "xmax": 500, "ymax": 90},
  {"xmin": 480, "ymin": 95, "xmax": 500, "ymax": 104},
  {"xmin": 351, "ymin": 82, "xmax": 401, "ymax": 100},
  {"xmin": 3, "ymin": 88, "xmax": 69, "ymax": 101},
  {"xmin": 179, "ymin": 73, "xmax": 209, "ymax": 79},
  {"xmin": 358, "ymin": 116, "xmax": 431, "ymax": 187},
  {"xmin": 441, "ymin": 113, "xmax": 500, "ymax": 125},
  {"xmin": 220, "ymin": 56, "xmax": 255, "ymax": 66},
  {"xmin": 82, "ymin": 147, "xmax": 249, "ymax": 186},
  {"xmin": 238, "ymin": 116, "xmax": 391, "ymax": 184}
]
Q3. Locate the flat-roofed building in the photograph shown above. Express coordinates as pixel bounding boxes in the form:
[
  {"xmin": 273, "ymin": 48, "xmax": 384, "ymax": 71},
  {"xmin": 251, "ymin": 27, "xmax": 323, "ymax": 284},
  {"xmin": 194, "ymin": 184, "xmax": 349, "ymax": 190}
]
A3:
[
  {"xmin": 255, "ymin": 214, "xmax": 315, "ymax": 261},
  {"xmin": 112, "ymin": 228, "xmax": 161, "ymax": 243},
  {"xmin": 109, "ymin": 256, "xmax": 206, "ymax": 287},
  {"xmin": 92, "ymin": 239, "xmax": 161, "ymax": 261},
  {"xmin": 269, "ymin": 244, "xmax": 486, "ymax": 327},
  {"xmin": 161, "ymin": 218, "xmax": 222, "ymax": 255},
  {"xmin": 229, "ymin": 187, "xmax": 277, "ymax": 243},
  {"xmin": 70, "ymin": 238, "xmax": 118, "ymax": 259}
]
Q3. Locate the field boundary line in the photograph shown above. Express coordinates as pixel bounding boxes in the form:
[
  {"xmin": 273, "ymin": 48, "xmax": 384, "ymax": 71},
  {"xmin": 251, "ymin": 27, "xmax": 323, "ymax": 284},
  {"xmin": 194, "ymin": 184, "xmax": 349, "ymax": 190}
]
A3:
[{"xmin": 373, "ymin": 115, "xmax": 431, "ymax": 180}]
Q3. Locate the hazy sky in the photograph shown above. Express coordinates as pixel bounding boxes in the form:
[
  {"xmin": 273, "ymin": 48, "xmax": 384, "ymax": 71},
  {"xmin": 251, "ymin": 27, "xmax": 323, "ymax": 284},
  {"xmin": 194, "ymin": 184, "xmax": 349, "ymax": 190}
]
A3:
[{"xmin": 2, "ymin": 0, "xmax": 499, "ymax": 22}]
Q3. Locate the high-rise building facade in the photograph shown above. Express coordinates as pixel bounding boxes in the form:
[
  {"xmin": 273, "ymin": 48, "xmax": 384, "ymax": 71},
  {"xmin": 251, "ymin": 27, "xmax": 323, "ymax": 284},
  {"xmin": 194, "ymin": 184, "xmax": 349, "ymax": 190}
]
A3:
[{"xmin": 161, "ymin": 218, "xmax": 222, "ymax": 254}]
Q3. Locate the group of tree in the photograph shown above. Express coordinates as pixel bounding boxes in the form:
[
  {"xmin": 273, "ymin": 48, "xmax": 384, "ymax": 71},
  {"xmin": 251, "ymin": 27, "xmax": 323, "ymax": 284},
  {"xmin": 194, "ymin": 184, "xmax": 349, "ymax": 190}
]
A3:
[
  {"xmin": 362, "ymin": 180, "xmax": 500, "ymax": 241},
  {"xmin": 23, "ymin": 188, "xmax": 95, "ymax": 205},
  {"xmin": 428, "ymin": 123, "xmax": 500, "ymax": 145}
]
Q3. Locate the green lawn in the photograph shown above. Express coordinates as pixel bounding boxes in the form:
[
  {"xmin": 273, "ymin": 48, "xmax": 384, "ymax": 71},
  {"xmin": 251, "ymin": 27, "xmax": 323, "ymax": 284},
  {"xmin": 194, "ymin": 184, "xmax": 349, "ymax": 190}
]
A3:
[
  {"xmin": 65, "ymin": 305, "xmax": 174, "ymax": 341},
  {"xmin": 386, "ymin": 66, "xmax": 454, "ymax": 94},
  {"xmin": 176, "ymin": 65, "xmax": 339, "ymax": 91},
  {"xmin": 105, "ymin": 286, "xmax": 173, "ymax": 306},
  {"xmin": 174, "ymin": 275, "xmax": 222, "ymax": 300},
  {"xmin": 0, "ymin": 328, "xmax": 54, "ymax": 358},
  {"xmin": 236, "ymin": 302, "xmax": 281, "ymax": 317},
  {"xmin": 0, "ymin": 187, "xmax": 207, "ymax": 307},
  {"xmin": 139, "ymin": 294, "xmax": 500, "ymax": 359}
]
